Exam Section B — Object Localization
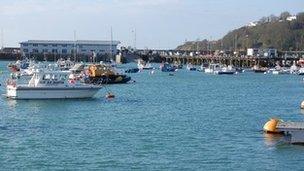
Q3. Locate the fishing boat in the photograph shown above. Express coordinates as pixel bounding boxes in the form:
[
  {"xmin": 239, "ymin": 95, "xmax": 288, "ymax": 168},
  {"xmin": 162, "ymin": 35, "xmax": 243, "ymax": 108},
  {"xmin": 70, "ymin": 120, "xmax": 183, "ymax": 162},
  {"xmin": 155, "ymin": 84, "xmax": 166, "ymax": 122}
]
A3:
[
  {"xmin": 215, "ymin": 65, "xmax": 236, "ymax": 75},
  {"xmin": 86, "ymin": 64, "xmax": 131, "ymax": 84},
  {"xmin": 160, "ymin": 63, "xmax": 177, "ymax": 72},
  {"xmin": 6, "ymin": 70, "xmax": 101, "ymax": 99},
  {"xmin": 290, "ymin": 62, "xmax": 298, "ymax": 74},
  {"xmin": 253, "ymin": 65, "xmax": 268, "ymax": 73},
  {"xmin": 270, "ymin": 64, "xmax": 289, "ymax": 75},
  {"xmin": 298, "ymin": 67, "xmax": 304, "ymax": 75},
  {"xmin": 199, "ymin": 63, "xmax": 209, "ymax": 72},
  {"xmin": 125, "ymin": 68, "xmax": 140, "ymax": 73},
  {"xmin": 137, "ymin": 60, "xmax": 153, "ymax": 70},
  {"xmin": 204, "ymin": 63, "xmax": 221, "ymax": 74},
  {"xmin": 173, "ymin": 61, "xmax": 183, "ymax": 69},
  {"xmin": 186, "ymin": 64, "xmax": 196, "ymax": 71}
]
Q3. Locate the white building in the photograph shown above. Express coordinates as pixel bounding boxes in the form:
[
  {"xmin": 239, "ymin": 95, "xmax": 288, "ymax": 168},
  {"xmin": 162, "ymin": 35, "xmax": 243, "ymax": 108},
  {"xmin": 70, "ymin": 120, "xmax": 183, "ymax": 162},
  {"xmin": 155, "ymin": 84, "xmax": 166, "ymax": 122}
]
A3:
[
  {"xmin": 247, "ymin": 48, "xmax": 259, "ymax": 56},
  {"xmin": 20, "ymin": 40, "xmax": 120, "ymax": 56},
  {"xmin": 286, "ymin": 15, "xmax": 297, "ymax": 21},
  {"xmin": 247, "ymin": 22, "xmax": 258, "ymax": 27}
]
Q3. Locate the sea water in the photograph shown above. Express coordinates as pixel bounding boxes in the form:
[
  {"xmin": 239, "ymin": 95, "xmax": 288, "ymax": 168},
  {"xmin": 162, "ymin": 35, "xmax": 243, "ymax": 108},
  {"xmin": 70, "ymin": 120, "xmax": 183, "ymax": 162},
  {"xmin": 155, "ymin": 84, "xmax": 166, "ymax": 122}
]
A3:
[{"xmin": 1, "ymin": 61, "xmax": 304, "ymax": 170}]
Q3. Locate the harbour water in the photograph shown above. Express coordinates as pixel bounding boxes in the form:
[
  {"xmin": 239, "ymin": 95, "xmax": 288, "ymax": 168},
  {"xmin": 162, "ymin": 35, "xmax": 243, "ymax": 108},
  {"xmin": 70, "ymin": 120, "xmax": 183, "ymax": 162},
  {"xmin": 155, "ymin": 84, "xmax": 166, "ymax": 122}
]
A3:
[{"xmin": 1, "ymin": 61, "xmax": 304, "ymax": 170}]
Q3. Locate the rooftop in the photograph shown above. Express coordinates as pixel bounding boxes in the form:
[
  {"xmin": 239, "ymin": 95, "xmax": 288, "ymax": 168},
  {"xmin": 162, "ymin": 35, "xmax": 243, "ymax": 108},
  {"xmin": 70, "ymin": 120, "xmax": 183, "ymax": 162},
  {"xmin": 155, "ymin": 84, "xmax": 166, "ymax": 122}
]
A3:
[{"xmin": 20, "ymin": 40, "xmax": 120, "ymax": 45}]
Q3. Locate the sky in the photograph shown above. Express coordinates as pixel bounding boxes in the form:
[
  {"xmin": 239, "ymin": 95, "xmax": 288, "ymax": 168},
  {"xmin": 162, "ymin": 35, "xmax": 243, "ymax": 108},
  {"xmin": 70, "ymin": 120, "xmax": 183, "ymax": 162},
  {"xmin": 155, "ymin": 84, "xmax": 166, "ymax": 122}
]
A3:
[{"xmin": 0, "ymin": 0, "xmax": 303, "ymax": 49}]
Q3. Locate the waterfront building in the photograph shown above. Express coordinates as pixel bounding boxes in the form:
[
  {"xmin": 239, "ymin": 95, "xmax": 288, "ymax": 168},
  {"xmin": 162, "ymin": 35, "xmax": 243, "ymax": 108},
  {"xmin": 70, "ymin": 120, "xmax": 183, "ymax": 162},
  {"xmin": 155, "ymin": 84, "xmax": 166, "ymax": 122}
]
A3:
[
  {"xmin": 20, "ymin": 40, "xmax": 120, "ymax": 57},
  {"xmin": 263, "ymin": 48, "xmax": 278, "ymax": 58},
  {"xmin": 247, "ymin": 48, "xmax": 259, "ymax": 56}
]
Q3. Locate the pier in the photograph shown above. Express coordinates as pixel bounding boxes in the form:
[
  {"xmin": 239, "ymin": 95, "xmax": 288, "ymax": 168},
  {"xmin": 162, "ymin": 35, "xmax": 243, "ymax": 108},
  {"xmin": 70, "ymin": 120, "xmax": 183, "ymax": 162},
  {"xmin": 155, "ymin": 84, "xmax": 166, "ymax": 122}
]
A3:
[{"xmin": 135, "ymin": 49, "xmax": 304, "ymax": 68}]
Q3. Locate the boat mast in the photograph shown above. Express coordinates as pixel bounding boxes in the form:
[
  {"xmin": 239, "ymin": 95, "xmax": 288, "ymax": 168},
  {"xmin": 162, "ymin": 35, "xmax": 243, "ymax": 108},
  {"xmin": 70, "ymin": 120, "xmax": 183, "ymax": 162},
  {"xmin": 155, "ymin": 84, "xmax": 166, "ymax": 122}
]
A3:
[
  {"xmin": 110, "ymin": 27, "xmax": 113, "ymax": 60},
  {"xmin": 73, "ymin": 30, "xmax": 77, "ymax": 62},
  {"xmin": 133, "ymin": 28, "xmax": 136, "ymax": 51}
]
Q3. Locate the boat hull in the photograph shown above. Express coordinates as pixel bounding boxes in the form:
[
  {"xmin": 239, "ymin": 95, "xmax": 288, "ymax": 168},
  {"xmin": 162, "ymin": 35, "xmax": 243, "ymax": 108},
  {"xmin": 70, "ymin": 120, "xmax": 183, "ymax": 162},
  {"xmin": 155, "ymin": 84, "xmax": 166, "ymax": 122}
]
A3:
[
  {"xmin": 6, "ymin": 86, "xmax": 101, "ymax": 99},
  {"xmin": 217, "ymin": 71, "xmax": 235, "ymax": 75}
]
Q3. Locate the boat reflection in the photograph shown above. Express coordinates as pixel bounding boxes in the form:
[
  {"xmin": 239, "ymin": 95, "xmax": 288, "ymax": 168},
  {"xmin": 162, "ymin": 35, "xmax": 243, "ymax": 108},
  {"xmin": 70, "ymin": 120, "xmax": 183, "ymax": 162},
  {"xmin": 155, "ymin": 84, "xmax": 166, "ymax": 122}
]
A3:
[{"xmin": 263, "ymin": 133, "xmax": 284, "ymax": 146}]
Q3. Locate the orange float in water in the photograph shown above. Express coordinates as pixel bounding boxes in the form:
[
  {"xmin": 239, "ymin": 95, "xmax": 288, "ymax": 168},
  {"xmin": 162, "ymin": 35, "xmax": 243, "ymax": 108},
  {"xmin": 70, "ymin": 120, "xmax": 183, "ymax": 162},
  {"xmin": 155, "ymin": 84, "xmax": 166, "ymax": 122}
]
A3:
[
  {"xmin": 263, "ymin": 118, "xmax": 282, "ymax": 134},
  {"xmin": 106, "ymin": 93, "xmax": 115, "ymax": 99}
]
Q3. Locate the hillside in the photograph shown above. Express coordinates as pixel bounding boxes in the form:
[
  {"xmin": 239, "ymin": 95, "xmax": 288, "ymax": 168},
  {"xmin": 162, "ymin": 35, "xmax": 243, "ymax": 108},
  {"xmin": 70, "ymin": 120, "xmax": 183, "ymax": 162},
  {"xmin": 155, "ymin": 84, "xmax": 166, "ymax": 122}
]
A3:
[{"xmin": 176, "ymin": 12, "xmax": 304, "ymax": 51}]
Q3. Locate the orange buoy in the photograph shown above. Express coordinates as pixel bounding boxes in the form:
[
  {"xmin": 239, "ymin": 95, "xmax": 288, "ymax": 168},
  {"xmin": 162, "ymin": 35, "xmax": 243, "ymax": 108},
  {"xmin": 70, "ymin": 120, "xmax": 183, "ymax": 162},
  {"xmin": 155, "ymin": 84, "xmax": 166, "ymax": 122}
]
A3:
[
  {"xmin": 263, "ymin": 118, "xmax": 282, "ymax": 134},
  {"xmin": 106, "ymin": 92, "xmax": 115, "ymax": 99}
]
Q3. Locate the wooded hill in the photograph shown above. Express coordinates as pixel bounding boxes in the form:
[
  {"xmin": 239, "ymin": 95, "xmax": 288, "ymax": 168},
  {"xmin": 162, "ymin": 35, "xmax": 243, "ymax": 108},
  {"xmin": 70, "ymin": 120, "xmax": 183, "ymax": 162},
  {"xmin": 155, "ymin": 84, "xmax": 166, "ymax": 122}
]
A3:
[{"xmin": 176, "ymin": 12, "xmax": 304, "ymax": 51}]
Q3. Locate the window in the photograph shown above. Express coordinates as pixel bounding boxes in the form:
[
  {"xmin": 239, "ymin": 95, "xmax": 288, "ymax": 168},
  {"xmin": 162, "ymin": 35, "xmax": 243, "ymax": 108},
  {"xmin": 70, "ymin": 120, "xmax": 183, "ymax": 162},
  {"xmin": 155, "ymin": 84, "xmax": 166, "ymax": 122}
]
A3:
[
  {"xmin": 43, "ymin": 49, "xmax": 48, "ymax": 53},
  {"xmin": 32, "ymin": 49, "xmax": 39, "ymax": 53},
  {"xmin": 62, "ymin": 49, "xmax": 67, "ymax": 53},
  {"xmin": 43, "ymin": 44, "xmax": 48, "ymax": 47},
  {"xmin": 62, "ymin": 44, "xmax": 67, "ymax": 47},
  {"xmin": 52, "ymin": 49, "xmax": 58, "ymax": 53},
  {"xmin": 81, "ymin": 49, "xmax": 86, "ymax": 52},
  {"xmin": 23, "ymin": 44, "xmax": 28, "ymax": 47},
  {"xmin": 33, "ymin": 44, "xmax": 38, "ymax": 47},
  {"xmin": 52, "ymin": 44, "xmax": 57, "ymax": 47},
  {"xmin": 23, "ymin": 49, "xmax": 28, "ymax": 52}
]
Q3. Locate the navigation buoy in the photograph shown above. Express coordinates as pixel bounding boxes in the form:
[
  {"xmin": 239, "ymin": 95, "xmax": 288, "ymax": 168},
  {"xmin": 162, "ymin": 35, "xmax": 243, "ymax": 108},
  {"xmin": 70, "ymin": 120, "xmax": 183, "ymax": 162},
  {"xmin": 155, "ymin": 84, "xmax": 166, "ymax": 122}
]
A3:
[
  {"xmin": 106, "ymin": 92, "xmax": 115, "ymax": 99},
  {"xmin": 301, "ymin": 101, "xmax": 304, "ymax": 109},
  {"xmin": 264, "ymin": 72, "xmax": 267, "ymax": 75},
  {"xmin": 263, "ymin": 118, "xmax": 282, "ymax": 134}
]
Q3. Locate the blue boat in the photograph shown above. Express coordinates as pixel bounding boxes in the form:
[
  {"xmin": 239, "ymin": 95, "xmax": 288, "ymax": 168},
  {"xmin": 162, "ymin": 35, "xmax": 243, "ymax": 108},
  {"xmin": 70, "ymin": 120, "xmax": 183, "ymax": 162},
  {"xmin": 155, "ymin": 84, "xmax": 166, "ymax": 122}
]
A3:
[{"xmin": 160, "ymin": 63, "xmax": 177, "ymax": 72}]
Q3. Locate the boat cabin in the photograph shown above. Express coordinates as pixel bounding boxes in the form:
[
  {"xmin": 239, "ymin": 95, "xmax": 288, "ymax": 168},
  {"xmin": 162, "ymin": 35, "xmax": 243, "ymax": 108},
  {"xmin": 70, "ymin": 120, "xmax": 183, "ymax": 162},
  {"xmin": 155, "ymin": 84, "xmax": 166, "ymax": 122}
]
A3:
[{"xmin": 28, "ymin": 70, "xmax": 70, "ymax": 87}]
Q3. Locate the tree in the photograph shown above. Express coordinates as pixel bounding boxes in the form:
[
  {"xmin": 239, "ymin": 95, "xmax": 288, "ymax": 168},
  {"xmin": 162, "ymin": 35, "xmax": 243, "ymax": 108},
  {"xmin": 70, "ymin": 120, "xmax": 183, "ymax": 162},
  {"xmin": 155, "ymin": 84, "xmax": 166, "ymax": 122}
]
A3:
[
  {"xmin": 268, "ymin": 14, "xmax": 279, "ymax": 22},
  {"xmin": 259, "ymin": 17, "xmax": 268, "ymax": 24},
  {"xmin": 280, "ymin": 11, "xmax": 291, "ymax": 20}
]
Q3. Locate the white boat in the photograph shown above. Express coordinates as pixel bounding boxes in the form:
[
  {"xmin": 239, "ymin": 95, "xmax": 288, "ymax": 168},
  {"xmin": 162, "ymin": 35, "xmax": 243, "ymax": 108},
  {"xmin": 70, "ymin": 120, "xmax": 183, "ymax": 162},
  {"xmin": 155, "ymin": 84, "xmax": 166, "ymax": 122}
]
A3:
[
  {"xmin": 204, "ymin": 64, "xmax": 221, "ymax": 74},
  {"xmin": 137, "ymin": 60, "xmax": 153, "ymax": 70},
  {"xmin": 215, "ymin": 65, "xmax": 237, "ymax": 75},
  {"xmin": 186, "ymin": 64, "xmax": 196, "ymax": 71},
  {"xmin": 290, "ymin": 62, "xmax": 298, "ymax": 74},
  {"xmin": 271, "ymin": 65, "xmax": 290, "ymax": 75},
  {"xmin": 299, "ymin": 67, "xmax": 304, "ymax": 75},
  {"xmin": 6, "ymin": 70, "xmax": 101, "ymax": 99}
]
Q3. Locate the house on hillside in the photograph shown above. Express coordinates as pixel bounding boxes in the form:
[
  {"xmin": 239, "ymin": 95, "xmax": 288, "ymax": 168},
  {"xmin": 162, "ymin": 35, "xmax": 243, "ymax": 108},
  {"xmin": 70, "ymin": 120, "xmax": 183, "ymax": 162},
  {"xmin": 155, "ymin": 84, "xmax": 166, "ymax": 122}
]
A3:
[
  {"xmin": 287, "ymin": 15, "xmax": 297, "ymax": 21},
  {"xmin": 247, "ymin": 22, "xmax": 258, "ymax": 27}
]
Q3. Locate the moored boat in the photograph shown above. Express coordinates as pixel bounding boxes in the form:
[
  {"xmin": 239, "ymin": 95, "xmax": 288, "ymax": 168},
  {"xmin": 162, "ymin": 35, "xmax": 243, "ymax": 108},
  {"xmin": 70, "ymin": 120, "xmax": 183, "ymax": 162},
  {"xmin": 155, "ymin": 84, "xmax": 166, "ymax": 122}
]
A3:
[
  {"xmin": 215, "ymin": 65, "xmax": 237, "ymax": 75},
  {"xmin": 6, "ymin": 70, "xmax": 101, "ymax": 99},
  {"xmin": 86, "ymin": 64, "xmax": 131, "ymax": 84},
  {"xmin": 160, "ymin": 63, "xmax": 177, "ymax": 72}
]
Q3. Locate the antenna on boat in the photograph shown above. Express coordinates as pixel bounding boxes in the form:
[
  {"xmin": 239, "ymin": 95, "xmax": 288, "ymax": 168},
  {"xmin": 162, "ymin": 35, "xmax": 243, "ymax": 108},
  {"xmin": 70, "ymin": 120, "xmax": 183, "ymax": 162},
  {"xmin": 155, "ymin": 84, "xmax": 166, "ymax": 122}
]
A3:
[
  {"xmin": 73, "ymin": 30, "xmax": 77, "ymax": 62},
  {"xmin": 110, "ymin": 26, "xmax": 113, "ymax": 60},
  {"xmin": 133, "ymin": 28, "xmax": 136, "ymax": 51}
]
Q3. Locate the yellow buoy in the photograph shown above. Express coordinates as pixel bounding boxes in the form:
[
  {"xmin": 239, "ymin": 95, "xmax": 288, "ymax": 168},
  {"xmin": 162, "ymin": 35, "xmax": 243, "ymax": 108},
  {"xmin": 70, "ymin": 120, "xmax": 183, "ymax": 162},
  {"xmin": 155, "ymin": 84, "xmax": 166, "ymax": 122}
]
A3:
[
  {"xmin": 301, "ymin": 101, "xmax": 304, "ymax": 109},
  {"xmin": 263, "ymin": 118, "xmax": 282, "ymax": 134}
]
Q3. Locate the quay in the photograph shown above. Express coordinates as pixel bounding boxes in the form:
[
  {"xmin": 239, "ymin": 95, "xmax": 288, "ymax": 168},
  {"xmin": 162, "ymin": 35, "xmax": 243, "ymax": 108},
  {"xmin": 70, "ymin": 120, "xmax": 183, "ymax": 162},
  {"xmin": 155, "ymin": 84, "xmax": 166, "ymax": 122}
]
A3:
[{"xmin": 136, "ymin": 49, "xmax": 304, "ymax": 68}]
